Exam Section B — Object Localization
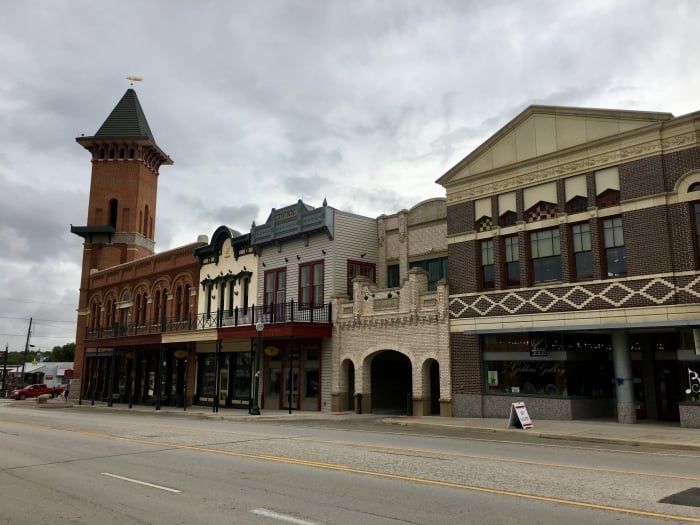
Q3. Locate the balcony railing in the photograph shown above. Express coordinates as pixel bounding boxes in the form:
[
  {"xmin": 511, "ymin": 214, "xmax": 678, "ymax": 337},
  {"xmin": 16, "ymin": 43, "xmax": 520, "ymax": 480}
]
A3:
[{"xmin": 84, "ymin": 301, "xmax": 332, "ymax": 340}]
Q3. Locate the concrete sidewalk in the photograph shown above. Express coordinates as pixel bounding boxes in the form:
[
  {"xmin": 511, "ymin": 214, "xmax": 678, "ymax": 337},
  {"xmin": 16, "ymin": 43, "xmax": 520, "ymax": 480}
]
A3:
[{"xmin": 3, "ymin": 397, "xmax": 699, "ymax": 452}]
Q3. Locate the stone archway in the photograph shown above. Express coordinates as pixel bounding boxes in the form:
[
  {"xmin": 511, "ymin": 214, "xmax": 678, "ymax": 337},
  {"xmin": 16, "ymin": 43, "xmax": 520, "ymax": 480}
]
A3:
[{"xmin": 370, "ymin": 350, "xmax": 412, "ymax": 414}]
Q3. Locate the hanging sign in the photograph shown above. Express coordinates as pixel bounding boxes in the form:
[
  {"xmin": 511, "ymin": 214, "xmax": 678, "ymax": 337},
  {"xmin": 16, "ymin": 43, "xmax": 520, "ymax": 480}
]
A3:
[
  {"xmin": 264, "ymin": 346, "xmax": 279, "ymax": 357},
  {"xmin": 508, "ymin": 401, "xmax": 533, "ymax": 429},
  {"xmin": 174, "ymin": 350, "xmax": 187, "ymax": 359}
]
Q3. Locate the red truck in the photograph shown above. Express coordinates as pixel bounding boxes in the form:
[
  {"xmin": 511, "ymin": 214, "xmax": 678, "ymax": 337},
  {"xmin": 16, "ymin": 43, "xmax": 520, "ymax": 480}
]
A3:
[{"xmin": 12, "ymin": 384, "xmax": 64, "ymax": 400}]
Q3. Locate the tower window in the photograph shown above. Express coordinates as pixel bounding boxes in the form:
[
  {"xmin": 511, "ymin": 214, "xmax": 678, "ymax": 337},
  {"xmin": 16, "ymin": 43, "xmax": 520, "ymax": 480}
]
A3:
[{"xmin": 109, "ymin": 199, "xmax": 118, "ymax": 228}]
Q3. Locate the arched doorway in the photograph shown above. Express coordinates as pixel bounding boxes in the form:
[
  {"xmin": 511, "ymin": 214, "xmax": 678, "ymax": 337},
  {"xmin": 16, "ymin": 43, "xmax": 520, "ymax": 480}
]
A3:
[
  {"xmin": 371, "ymin": 350, "xmax": 412, "ymax": 414},
  {"xmin": 430, "ymin": 360, "xmax": 440, "ymax": 415},
  {"xmin": 340, "ymin": 358, "xmax": 355, "ymax": 412}
]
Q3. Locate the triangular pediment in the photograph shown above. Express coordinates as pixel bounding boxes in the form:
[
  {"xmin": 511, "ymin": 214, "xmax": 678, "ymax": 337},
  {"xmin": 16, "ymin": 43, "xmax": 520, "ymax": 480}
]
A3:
[{"xmin": 437, "ymin": 105, "xmax": 673, "ymax": 187}]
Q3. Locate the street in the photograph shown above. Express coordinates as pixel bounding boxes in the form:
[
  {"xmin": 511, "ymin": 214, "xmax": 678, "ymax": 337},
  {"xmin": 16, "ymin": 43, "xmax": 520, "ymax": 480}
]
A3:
[{"xmin": 1, "ymin": 406, "xmax": 699, "ymax": 524}]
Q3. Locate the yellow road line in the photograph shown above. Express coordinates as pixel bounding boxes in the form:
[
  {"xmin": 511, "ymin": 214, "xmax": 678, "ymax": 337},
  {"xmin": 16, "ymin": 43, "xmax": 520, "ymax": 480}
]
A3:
[{"xmin": 4, "ymin": 419, "xmax": 700, "ymax": 523}]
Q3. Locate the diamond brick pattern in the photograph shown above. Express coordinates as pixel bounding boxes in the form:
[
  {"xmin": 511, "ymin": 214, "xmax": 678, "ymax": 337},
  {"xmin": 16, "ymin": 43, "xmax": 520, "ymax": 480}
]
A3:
[{"xmin": 450, "ymin": 274, "xmax": 700, "ymax": 318}]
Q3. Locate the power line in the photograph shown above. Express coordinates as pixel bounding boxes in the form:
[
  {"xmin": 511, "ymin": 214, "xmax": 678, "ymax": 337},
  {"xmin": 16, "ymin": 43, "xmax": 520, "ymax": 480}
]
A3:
[{"xmin": 0, "ymin": 297, "xmax": 76, "ymax": 307}]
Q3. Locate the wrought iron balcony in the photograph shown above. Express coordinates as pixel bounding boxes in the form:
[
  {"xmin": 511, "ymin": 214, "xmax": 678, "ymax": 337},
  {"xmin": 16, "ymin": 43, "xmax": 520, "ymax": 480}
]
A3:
[{"xmin": 84, "ymin": 301, "xmax": 332, "ymax": 340}]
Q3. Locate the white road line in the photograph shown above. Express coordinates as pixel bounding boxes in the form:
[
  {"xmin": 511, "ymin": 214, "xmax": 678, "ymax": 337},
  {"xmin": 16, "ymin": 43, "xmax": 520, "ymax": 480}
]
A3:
[
  {"xmin": 100, "ymin": 472, "xmax": 181, "ymax": 493},
  {"xmin": 251, "ymin": 508, "xmax": 319, "ymax": 525}
]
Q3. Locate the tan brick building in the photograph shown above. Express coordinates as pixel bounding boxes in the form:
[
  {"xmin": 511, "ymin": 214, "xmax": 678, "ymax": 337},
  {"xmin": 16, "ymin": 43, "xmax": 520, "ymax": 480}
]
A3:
[{"xmin": 331, "ymin": 199, "xmax": 452, "ymax": 416}]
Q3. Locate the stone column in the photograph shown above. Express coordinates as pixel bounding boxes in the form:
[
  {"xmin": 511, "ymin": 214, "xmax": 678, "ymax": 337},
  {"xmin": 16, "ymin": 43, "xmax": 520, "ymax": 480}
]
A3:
[{"xmin": 612, "ymin": 330, "xmax": 636, "ymax": 424}]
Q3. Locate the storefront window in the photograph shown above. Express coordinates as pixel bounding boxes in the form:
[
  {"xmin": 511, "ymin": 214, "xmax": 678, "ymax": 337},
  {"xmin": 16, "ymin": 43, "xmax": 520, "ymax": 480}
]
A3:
[{"xmin": 483, "ymin": 332, "xmax": 613, "ymax": 398}]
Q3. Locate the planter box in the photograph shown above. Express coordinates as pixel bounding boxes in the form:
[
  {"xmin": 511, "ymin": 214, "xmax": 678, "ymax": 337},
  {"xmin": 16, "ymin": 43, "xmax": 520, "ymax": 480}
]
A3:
[{"xmin": 679, "ymin": 403, "xmax": 700, "ymax": 429}]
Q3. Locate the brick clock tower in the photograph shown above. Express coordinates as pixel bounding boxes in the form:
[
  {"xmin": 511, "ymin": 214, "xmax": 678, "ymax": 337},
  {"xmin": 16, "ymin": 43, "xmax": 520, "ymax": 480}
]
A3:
[{"xmin": 71, "ymin": 88, "xmax": 172, "ymax": 393}]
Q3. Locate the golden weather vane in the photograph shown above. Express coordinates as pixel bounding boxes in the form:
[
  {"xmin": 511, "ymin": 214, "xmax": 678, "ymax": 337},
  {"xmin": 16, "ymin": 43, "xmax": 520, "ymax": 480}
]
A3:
[{"xmin": 126, "ymin": 75, "xmax": 143, "ymax": 86}]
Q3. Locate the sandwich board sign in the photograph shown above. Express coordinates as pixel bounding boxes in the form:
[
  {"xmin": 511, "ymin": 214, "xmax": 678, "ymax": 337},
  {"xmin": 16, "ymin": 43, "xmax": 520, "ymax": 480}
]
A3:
[{"xmin": 508, "ymin": 401, "xmax": 533, "ymax": 429}]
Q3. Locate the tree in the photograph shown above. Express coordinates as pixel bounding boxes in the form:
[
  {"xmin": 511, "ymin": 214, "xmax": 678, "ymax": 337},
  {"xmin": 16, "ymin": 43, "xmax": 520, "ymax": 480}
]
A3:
[{"xmin": 48, "ymin": 343, "xmax": 75, "ymax": 362}]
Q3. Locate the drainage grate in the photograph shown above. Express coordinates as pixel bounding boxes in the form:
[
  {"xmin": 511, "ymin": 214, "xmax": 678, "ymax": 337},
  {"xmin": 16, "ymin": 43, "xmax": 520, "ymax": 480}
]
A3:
[{"xmin": 659, "ymin": 487, "xmax": 700, "ymax": 508}]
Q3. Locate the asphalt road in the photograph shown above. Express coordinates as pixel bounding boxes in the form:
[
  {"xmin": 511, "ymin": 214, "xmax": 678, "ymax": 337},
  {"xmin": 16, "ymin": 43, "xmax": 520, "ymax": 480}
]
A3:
[{"xmin": 1, "ymin": 406, "xmax": 699, "ymax": 524}]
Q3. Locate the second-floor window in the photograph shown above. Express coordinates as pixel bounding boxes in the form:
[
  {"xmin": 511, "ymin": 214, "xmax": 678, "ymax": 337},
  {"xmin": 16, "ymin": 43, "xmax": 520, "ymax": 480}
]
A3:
[
  {"xmin": 265, "ymin": 268, "xmax": 287, "ymax": 308},
  {"xmin": 300, "ymin": 261, "xmax": 324, "ymax": 306},
  {"xmin": 347, "ymin": 260, "xmax": 375, "ymax": 297},
  {"xmin": 531, "ymin": 228, "xmax": 561, "ymax": 283},
  {"xmin": 504, "ymin": 235, "xmax": 519, "ymax": 287},
  {"xmin": 387, "ymin": 264, "xmax": 400, "ymax": 288},
  {"xmin": 603, "ymin": 217, "xmax": 626, "ymax": 277},
  {"xmin": 481, "ymin": 239, "xmax": 495, "ymax": 290},
  {"xmin": 409, "ymin": 257, "xmax": 448, "ymax": 291},
  {"xmin": 572, "ymin": 223, "xmax": 592, "ymax": 279}
]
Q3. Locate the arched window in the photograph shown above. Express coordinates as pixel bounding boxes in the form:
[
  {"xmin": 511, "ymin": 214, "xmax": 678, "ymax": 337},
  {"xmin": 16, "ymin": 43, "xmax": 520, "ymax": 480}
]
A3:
[
  {"xmin": 161, "ymin": 289, "xmax": 168, "ymax": 321},
  {"xmin": 109, "ymin": 199, "xmax": 118, "ymax": 229},
  {"xmin": 153, "ymin": 290, "xmax": 161, "ymax": 323},
  {"xmin": 175, "ymin": 285, "xmax": 183, "ymax": 321}
]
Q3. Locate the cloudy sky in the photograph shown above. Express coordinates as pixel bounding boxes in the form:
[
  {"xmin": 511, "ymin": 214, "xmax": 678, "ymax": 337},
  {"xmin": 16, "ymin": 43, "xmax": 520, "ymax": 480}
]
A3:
[{"xmin": 1, "ymin": 0, "xmax": 698, "ymax": 356}]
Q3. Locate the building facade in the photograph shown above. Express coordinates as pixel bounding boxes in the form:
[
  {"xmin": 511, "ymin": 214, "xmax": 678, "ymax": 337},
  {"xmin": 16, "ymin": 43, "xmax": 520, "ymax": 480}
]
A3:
[
  {"xmin": 438, "ymin": 105, "xmax": 700, "ymax": 423},
  {"xmin": 71, "ymin": 88, "xmax": 204, "ymax": 406},
  {"xmin": 331, "ymin": 198, "xmax": 452, "ymax": 416}
]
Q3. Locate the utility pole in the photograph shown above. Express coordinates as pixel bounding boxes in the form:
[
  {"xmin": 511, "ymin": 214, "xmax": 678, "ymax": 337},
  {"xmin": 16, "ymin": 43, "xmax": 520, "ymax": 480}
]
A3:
[
  {"xmin": 21, "ymin": 317, "xmax": 33, "ymax": 377},
  {"xmin": 2, "ymin": 343, "xmax": 8, "ymax": 395}
]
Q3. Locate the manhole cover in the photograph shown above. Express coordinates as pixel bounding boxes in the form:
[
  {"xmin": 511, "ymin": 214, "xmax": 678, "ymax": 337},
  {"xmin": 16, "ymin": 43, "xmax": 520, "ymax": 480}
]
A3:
[{"xmin": 659, "ymin": 487, "xmax": 700, "ymax": 508}]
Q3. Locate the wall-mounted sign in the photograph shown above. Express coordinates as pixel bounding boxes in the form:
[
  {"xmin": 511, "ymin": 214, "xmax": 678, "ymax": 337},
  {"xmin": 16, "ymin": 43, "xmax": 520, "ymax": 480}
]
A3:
[
  {"xmin": 264, "ymin": 346, "xmax": 280, "ymax": 357},
  {"xmin": 529, "ymin": 335, "xmax": 548, "ymax": 357},
  {"xmin": 174, "ymin": 350, "xmax": 188, "ymax": 359}
]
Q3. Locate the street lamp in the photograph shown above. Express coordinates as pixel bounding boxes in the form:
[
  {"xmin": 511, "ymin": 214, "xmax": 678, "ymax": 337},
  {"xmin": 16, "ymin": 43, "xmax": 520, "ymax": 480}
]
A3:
[{"xmin": 250, "ymin": 319, "xmax": 264, "ymax": 415}]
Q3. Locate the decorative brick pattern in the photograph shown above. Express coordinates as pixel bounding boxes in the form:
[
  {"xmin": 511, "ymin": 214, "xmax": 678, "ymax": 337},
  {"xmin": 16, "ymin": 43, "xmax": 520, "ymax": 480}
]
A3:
[
  {"xmin": 450, "ymin": 273, "xmax": 700, "ymax": 318},
  {"xmin": 525, "ymin": 201, "xmax": 558, "ymax": 223}
]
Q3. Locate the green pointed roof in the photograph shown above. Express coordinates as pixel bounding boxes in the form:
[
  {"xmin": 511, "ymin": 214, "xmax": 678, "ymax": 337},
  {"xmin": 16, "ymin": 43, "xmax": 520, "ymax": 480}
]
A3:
[
  {"xmin": 95, "ymin": 88, "xmax": 155, "ymax": 140},
  {"xmin": 77, "ymin": 88, "xmax": 172, "ymax": 166}
]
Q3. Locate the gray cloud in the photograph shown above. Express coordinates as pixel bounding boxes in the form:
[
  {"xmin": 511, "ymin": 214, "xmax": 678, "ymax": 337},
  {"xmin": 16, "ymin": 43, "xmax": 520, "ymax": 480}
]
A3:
[{"xmin": 1, "ymin": 0, "xmax": 698, "ymax": 351}]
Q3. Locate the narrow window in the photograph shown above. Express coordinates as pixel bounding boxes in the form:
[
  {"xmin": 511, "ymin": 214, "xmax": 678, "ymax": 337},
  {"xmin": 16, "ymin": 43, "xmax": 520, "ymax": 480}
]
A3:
[
  {"xmin": 481, "ymin": 239, "xmax": 495, "ymax": 290},
  {"xmin": 109, "ymin": 199, "xmax": 118, "ymax": 228},
  {"xmin": 300, "ymin": 261, "xmax": 324, "ymax": 306},
  {"xmin": 504, "ymin": 236, "xmax": 520, "ymax": 287},
  {"xmin": 387, "ymin": 264, "xmax": 400, "ymax": 288},
  {"xmin": 603, "ymin": 217, "xmax": 626, "ymax": 276},
  {"xmin": 347, "ymin": 260, "xmax": 376, "ymax": 297},
  {"xmin": 144, "ymin": 205, "xmax": 150, "ymax": 236},
  {"xmin": 572, "ymin": 223, "xmax": 592, "ymax": 279},
  {"xmin": 531, "ymin": 228, "xmax": 562, "ymax": 283},
  {"xmin": 409, "ymin": 257, "xmax": 448, "ymax": 291}
]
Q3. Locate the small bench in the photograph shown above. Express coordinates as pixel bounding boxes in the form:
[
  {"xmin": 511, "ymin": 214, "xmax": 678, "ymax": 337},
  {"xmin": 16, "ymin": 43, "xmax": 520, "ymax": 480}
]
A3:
[{"xmin": 36, "ymin": 394, "xmax": 52, "ymax": 404}]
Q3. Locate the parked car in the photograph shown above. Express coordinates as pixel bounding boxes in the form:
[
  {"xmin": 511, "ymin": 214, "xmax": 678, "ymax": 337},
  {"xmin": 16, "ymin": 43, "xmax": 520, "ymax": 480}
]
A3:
[{"xmin": 12, "ymin": 384, "xmax": 64, "ymax": 400}]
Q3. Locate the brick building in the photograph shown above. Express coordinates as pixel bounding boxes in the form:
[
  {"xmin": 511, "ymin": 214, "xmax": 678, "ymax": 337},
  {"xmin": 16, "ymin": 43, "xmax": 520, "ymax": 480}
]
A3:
[
  {"xmin": 331, "ymin": 198, "xmax": 451, "ymax": 416},
  {"xmin": 71, "ymin": 88, "xmax": 203, "ymax": 406},
  {"xmin": 438, "ymin": 105, "xmax": 700, "ymax": 423}
]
